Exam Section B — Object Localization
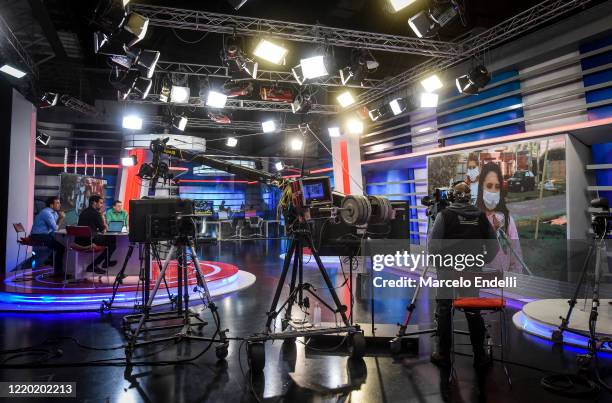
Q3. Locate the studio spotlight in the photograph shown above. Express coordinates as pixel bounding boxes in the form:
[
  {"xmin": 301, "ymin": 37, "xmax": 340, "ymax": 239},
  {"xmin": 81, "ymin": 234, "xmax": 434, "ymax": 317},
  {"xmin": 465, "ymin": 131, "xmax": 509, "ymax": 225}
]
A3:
[
  {"xmin": 93, "ymin": 31, "xmax": 124, "ymax": 55},
  {"xmin": 337, "ymin": 91, "xmax": 356, "ymax": 108},
  {"xmin": 455, "ymin": 65, "xmax": 491, "ymax": 95},
  {"xmin": 346, "ymin": 118, "xmax": 364, "ymax": 135},
  {"xmin": 0, "ymin": 64, "xmax": 26, "ymax": 78},
  {"xmin": 109, "ymin": 48, "xmax": 159, "ymax": 77},
  {"xmin": 408, "ymin": 2, "xmax": 460, "ymax": 38},
  {"xmin": 122, "ymin": 115, "xmax": 142, "ymax": 130},
  {"xmin": 291, "ymin": 92, "xmax": 312, "ymax": 114},
  {"xmin": 241, "ymin": 59, "xmax": 258, "ymax": 79},
  {"xmin": 223, "ymin": 34, "xmax": 259, "ymax": 78},
  {"xmin": 420, "ymin": 92, "xmax": 439, "ymax": 108},
  {"xmin": 421, "ymin": 74, "xmax": 443, "ymax": 92},
  {"xmin": 328, "ymin": 127, "xmax": 341, "ymax": 137},
  {"xmin": 170, "ymin": 85, "xmax": 191, "ymax": 103},
  {"xmin": 292, "ymin": 55, "xmax": 328, "ymax": 84},
  {"xmin": 209, "ymin": 112, "xmax": 232, "ymax": 124},
  {"xmin": 368, "ymin": 104, "xmax": 392, "ymax": 122},
  {"xmin": 36, "ymin": 131, "xmax": 51, "ymax": 145},
  {"xmin": 262, "ymin": 120, "xmax": 277, "ymax": 133},
  {"xmin": 122, "ymin": 12, "xmax": 149, "ymax": 47},
  {"xmin": 389, "ymin": 98, "xmax": 407, "ymax": 115},
  {"xmin": 121, "ymin": 155, "xmax": 138, "ymax": 167},
  {"xmin": 226, "ymin": 137, "xmax": 238, "ymax": 147},
  {"xmin": 95, "ymin": 0, "xmax": 127, "ymax": 35},
  {"xmin": 39, "ymin": 92, "xmax": 59, "ymax": 109},
  {"xmin": 290, "ymin": 137, "xmax": 303, "ymax": 151},
  {"xmin": 132, "ymin": 76, "xmax": 152, "ymax": 99},
  {"xmin": 159, "ymin": 81, "xmax": 171, "ymax": 102},
  {"xmin": 275, "ymin": 161, "xmax": 284, "ymax": 171},
  {"xmin": 339, "ymin": 49, "xmax": 378, "ymax": 86},
  {"xmin": 206, "ymin": 90, "xmax": 228, "ymax": 108},
  {"xmin": 172, "ymin": 115, "xmax": 188, "ymax": 131},
  {"xmin": 253, "ymin": 39, "xmax": 288, "ymax": 65},
  {"xmin": 226, "ymin": 0, "xmax": 248, "ymax": 10},
  {"xmin": 112, "ymin": 70, "xmax": 138, "ymax": 100},
  {"xmin": 389, "ymin": 0, "xmax": 418, "ymax": 12}
]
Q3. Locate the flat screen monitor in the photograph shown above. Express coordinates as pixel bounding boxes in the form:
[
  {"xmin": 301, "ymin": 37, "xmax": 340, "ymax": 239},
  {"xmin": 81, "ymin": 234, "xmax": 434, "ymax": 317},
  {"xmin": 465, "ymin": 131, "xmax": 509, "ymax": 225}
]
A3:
[
  {"xmin": 218, "ymin": 211, "xmax": 229, "ymax": 220},
  {"xmin": 194, "ymin": 200, "xmax": 214, "ymax": 216},
  {"xmin": 245, "ymin": 210, "xmax": 257, "ymax": 218},
  {"xmin": 300, "ymin": 176, "xmax": 332, "ymax": 206}
]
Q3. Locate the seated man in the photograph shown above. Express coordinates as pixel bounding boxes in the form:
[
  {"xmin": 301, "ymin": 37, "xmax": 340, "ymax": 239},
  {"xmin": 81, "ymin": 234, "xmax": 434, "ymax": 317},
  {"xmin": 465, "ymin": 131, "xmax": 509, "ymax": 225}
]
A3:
[
  {"xmin": 30, "ymin": 196, "xmax": 65, "ymax": 276},
  {"xmin": 77, "ymin": 195, "xmax": 116, "ymax": 274},
  {"xmin": 105, "ymin": 200, "xmax": 128, "ymax": 228}
]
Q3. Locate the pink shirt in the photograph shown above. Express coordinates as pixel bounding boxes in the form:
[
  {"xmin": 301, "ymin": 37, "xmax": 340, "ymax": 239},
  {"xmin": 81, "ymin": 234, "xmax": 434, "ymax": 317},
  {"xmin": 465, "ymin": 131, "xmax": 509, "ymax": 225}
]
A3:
[{"xmin": 485, "ymin": 211, "xmax": 524, "ymax": 273}]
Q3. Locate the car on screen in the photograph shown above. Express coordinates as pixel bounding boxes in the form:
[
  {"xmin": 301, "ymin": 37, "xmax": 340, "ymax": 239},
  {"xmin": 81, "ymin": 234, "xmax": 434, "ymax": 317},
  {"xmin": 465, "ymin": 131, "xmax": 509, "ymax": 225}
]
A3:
[{"xmin": 508, "ymin": 170, "xmax": 536, "ymax": 192}]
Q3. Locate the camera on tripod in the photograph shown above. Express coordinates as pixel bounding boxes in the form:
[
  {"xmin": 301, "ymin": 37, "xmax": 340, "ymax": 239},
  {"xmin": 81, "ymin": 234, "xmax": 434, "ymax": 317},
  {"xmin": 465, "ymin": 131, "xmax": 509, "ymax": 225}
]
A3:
[
  {"xmin": 129, "ymin": 198, "xmax": 196, "ymax": 243},
  {"xmin": 421, "ymin": 187, "xmax": 450, "ymax": 220},
  {"xmin": 590, "ymin": 197, "xmax": 610, "ymax": 238}
]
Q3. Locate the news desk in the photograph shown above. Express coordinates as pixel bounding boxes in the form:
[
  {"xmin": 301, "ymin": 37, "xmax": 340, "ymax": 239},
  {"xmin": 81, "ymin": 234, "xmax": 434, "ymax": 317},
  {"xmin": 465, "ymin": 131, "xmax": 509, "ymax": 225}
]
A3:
[{"xmin": 55, "ymin": 230, "xmax": 141, "ymax": 280}]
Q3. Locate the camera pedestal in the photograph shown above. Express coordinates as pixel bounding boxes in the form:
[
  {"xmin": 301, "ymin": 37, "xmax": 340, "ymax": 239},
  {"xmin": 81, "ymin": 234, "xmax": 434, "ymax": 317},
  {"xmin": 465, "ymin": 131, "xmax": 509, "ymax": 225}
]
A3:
[
  {"xmin": 246, "ymin": 227, "xmax": 365, "ymax": 372},
  {"xmin": 123, "ymin": 237, "xmax": 229, "ymax": 362}
]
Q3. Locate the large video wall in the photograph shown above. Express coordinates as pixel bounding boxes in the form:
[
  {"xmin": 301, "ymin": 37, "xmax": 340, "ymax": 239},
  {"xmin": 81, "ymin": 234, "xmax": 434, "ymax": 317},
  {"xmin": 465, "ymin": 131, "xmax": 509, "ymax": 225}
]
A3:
[{"xmin": 427, "ymin": 136, "xmax": 567, "ymax": 279}]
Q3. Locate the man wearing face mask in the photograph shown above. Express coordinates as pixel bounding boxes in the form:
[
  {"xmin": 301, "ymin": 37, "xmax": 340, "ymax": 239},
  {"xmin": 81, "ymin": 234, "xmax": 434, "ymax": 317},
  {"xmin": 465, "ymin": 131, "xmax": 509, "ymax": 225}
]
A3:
[
  {"xmin": 428, "ymin": 181, "xmax": 498, "ymax": 369},
  {"xmin": 465, "ymin": 154, "xmax": 480, "ymax": 203}
]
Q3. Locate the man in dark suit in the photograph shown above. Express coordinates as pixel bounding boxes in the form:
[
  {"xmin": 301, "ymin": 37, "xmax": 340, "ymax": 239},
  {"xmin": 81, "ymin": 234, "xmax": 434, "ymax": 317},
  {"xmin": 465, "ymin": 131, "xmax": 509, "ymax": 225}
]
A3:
[{"xmin": 77, "ymin": 195, "xmax": 117, "ymax": 274}]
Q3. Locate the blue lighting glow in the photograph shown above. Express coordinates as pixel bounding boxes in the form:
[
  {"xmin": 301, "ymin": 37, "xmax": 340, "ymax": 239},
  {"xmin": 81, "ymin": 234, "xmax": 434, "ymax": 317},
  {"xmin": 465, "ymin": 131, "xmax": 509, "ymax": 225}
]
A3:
[{"xmin": 513, "ymin": 311, "xmax": 612, "ymax": 355}]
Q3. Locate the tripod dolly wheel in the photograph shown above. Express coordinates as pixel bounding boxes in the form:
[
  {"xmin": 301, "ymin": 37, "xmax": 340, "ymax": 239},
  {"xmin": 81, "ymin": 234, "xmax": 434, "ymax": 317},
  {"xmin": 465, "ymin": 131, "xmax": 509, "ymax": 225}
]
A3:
[
  {"xmin": 348, "ymin": 332, "xmax": 366, "ymax": 359},
  {"xmin": 389, "ymin": 337, "xmax": 402, "ymax": 355},
  {"xmin": 247, "ymin": 342, "xmax": 266, "ymax": 372},
  {"xmin": 215, "ymin": 344, "xmax": 229, "ymax": 360}
]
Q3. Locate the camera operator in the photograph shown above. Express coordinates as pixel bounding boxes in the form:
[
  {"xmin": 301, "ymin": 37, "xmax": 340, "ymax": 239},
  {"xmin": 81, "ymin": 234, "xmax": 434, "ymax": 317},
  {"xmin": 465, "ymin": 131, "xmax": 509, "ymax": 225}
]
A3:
[{"xmin": 428, "ymin": 181, "xmax": 498, "ymax": 369}]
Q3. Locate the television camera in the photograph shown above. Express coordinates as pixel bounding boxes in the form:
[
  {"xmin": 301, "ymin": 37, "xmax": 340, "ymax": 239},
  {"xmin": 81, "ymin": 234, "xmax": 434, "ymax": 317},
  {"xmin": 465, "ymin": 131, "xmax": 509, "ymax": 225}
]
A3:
[{"xmin": 421, "ymin": 187, "xmax": 450, "ymax": 220}]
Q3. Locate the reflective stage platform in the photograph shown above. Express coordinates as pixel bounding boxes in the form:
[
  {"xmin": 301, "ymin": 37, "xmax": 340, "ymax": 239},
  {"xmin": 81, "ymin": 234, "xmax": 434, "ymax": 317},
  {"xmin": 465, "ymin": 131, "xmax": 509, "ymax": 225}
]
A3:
[
  {"xmin": 0, "ymin": 260, "xmax": 255, "ymax": 312},
  {"xmin": 513, "ymin": 298, "xmax": 612, "ymax": 352}
]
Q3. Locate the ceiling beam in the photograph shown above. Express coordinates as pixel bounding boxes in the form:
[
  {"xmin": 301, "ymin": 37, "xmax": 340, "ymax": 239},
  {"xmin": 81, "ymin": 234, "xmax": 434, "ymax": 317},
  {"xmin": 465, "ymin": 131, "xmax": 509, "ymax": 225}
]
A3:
[
  {"xmin": 26, "ymin": 0, "xmax": 67, "ymax": 60},
  {"xmin": 126, "ymin": 93, "xmax": 339, "ymax": 114},
  {"xmin": 128, "ymin": 4, "xmax": 460, "ymax": 58},
  {"xmin": 152, "ymin": 61, "xmax": 381, "ymax": 89}
]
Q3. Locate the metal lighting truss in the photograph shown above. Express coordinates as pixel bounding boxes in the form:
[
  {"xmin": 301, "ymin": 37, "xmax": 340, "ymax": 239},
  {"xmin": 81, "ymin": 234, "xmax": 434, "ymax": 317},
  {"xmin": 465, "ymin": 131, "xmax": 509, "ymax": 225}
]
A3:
[
  {"xmin": 144, "ymin": 115, "xmax": 282, "ymax": 131},
  {"xmin": 128, "ymin": 4, "xmax": 460, "ymax": 58},
  {"xmin": 154, "ymin": 60, "xmax": 381, "ymax": 89},
  {"xmin": 127, "ymin": 93, "xmax": 339, "ymax": 114},
  {"xmin": 354, "ymin": 0, "xmax": 594, "ymax": 108}
]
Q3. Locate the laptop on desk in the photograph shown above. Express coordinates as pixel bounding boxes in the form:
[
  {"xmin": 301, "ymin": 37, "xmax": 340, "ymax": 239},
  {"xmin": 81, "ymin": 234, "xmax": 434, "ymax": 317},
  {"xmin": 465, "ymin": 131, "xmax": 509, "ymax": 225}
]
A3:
[{"xmin": 107, "ymin": 220, "xmax": 125, "ymax": 233}]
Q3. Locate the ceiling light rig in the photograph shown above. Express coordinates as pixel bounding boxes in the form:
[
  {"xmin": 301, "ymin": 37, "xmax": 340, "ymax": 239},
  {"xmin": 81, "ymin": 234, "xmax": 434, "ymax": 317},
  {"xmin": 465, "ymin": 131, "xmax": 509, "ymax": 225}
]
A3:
[{"xmin": 94, "ymin": 0, "xmax": 158, "ymax": 101}]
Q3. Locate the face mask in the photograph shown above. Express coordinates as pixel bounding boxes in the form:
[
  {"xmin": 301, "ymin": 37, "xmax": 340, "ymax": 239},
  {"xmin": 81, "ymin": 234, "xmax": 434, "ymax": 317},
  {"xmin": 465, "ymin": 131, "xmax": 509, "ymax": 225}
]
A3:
[
  {"xmin": 467, "ymin": 168, "xmax": 479, "ymax": 181},
  {"xmin": 483, "ymin": 189, "xmax": 500, "ymax": 210}
]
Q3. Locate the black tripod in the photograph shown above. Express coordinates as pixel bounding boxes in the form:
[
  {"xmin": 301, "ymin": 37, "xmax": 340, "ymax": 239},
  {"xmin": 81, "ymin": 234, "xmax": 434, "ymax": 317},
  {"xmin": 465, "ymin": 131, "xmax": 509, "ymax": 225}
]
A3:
[
  {"xmin": 542, "ymin": 216, "xmax": 611, "ymax": 396},
  {"xmin": 123, "ymin": 236, "xmax": 229, "ymax": 361},
  {"xmin": 246, "ymin": 224, "xmax": 365, "ymax": 372},
  {"xmin": 100, "ymin": 243, "xmax": 175, "ymax": 312}
]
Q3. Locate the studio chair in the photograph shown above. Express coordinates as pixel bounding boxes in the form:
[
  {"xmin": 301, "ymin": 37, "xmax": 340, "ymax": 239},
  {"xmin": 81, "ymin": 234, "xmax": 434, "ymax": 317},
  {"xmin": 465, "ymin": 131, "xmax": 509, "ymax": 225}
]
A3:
[
  {"xmin": 13, "ymin": 223, "xmax": 51, "ymax": 281},
  {"xmin": 65, "ymin": 226, "xmax": 108, "ymax": 286},
  {"xmin": 450, "ymin": 286, "xmax": 511, "ymax": 387},
  {"xmin": 247, "ymin": 216, "xmax": 264, "ymax": 238}
]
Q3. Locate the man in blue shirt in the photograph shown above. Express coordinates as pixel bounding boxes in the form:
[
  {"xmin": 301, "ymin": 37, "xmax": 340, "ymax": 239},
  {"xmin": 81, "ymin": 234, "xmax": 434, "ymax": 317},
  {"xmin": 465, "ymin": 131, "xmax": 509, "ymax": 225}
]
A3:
[{"xmin": 31, "ymin": 196, "xmax": 65, "ymax": 276}]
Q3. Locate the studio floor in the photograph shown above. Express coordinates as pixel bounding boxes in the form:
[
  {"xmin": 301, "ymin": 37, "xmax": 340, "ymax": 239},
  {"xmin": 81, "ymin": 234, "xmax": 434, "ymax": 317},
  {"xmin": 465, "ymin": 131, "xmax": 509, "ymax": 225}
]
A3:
[{"xmin": 1, "ymin": 240, "xmax": 611, "ymax": 403}]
